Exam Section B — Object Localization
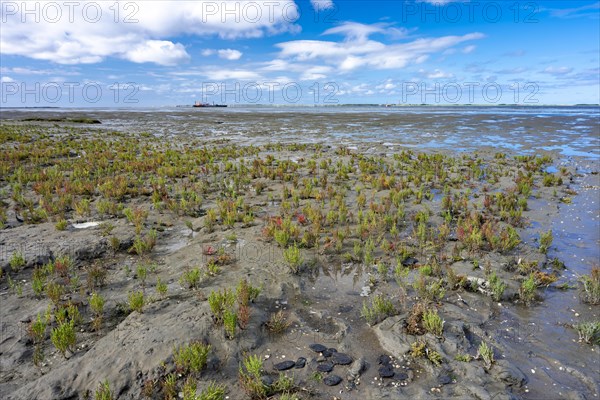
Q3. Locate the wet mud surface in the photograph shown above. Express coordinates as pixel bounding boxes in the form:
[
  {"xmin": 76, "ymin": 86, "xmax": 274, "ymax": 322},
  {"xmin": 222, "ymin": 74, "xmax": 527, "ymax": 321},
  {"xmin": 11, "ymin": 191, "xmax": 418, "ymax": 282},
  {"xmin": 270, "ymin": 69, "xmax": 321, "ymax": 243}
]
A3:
[{"xmin": 0, "ymin": 107, "xmax": 598, "ymax": 400}]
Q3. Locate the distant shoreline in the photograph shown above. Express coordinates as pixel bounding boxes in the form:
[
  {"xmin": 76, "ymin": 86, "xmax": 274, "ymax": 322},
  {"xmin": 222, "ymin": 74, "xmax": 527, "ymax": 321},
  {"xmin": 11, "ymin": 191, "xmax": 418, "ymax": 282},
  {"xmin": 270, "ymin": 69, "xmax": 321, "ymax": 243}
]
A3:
[{"xmin": 1, "ymin": 104, "xmax": 599, "ymax": 110}]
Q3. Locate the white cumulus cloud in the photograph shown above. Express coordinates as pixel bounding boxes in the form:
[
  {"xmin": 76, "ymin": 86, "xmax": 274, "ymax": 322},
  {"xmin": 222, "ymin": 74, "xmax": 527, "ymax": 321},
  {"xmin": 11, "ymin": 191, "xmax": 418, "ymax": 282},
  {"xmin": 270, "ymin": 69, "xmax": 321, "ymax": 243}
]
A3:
[
  {"xmin": 124, "ymin": 41, "xmax": 190, "ymax": 66},
  {"xmin": 0, "ymin": 1, "xmax": 299, "ymax": 65},
  {"xmin": 311, "ymin": 0, "xmax": 334, "ymax": 11},
  {"xmin": 419, "ymin": 68, "xmax": 455, "ymax": 79},
  {"xmin": 462, "ymin": 45, "xmax": 476, "ymax": 54},
  {"xmin": 275, "ymin": 23, "xmax": 484, "ymax": 72},
  {"xmin": 218, "ymin": 49, "xmax": 243, "ymax": 60},
  {"xmin": 543, "ymin": 66, "xmax": 574, "ymax": 75}
]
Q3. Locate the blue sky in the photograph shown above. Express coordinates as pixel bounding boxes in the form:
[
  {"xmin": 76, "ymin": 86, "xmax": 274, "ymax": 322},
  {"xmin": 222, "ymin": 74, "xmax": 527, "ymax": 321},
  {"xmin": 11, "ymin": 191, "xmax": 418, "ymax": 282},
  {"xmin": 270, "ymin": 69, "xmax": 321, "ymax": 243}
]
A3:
[{"xmin": 1, "ymin": 0, "xmax": 598, "ymax": 106}]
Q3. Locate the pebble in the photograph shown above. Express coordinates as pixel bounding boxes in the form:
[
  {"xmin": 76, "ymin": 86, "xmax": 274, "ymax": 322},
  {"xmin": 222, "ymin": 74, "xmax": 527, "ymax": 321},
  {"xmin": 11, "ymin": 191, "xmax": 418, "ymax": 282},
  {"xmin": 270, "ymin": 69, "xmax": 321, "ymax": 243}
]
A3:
[
  {"xmin": 338, "ymin": 305, "xmax": 353, "ymax": 313},
  {"xmin": 309, "ymin": 343, "xmax": 327, "ymax": 353},
  {"xmin": 317, "ymin": 362, "xmax": 334, "ymax": 373},
  {"xmin": 332, "ymin": 352, "xmax": 353, "ymax": 365},
  {"xmin": 437, "ymin": 374, "xmax": 452, "ymax": 385},
  {"xmin": 378, "ymin": 364, "xmax": 395, "ymax": 378},
  {"xmin": 273, "ymin": 360, "xmax": 296, "ymax": 371},
  {"xmin": 396, "ymin": 372, "xmax": 409, "ymax": 380},
  {"xmin": 295, "ymin": 357, "xmax": 306, "ymax": 369},
  {"xmin": 378, "ymin": 355, "xmax": 391, "ymax": 365},
  {"xmin": 402, "ymin": 257, "xmax": 419, "ymax": 267},
  {"xmin": 322, "ymin": 348, "xmax": 337, "ymax": 357},
  {"xmin": 323, "ymin": 374, "xmax": 343, "ymax": 386},
  {"xmin": 347, "ymin": 357, "xmax": 366, "ymax": 380},
  {"xmin": 261, "ymin": 375, "xmax": 275, "ymax": 386}
]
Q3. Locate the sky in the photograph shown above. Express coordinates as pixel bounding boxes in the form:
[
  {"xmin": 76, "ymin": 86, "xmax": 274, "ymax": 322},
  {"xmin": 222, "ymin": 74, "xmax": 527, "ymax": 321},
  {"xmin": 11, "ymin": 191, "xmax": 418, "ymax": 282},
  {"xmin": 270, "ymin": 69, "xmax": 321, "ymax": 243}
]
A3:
[{"xmin": 0, "ymin": 0, "xmax": 599, "ymax": 106}]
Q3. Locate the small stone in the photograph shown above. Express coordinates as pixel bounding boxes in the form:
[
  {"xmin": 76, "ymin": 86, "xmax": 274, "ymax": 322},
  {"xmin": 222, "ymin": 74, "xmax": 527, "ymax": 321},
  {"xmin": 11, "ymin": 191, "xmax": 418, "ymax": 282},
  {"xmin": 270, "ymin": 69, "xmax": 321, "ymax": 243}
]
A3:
[
  {"xmin": 322, "ymin": 348, "xmax": 337, "ymax": 357},
  {"xmin": 273, "ymin": 360, "xmax": 295, "ymax": 371},
  {"xmin": 261, "ymin": 375, "xmax": 275, "ymax": 386},
  {"xmin": 347, "ymin": 357, "xmax": 366, "ymax": 380},
  {"xmin": 396, "ymin": 372, "xmax": 409, "ymax": 380},
  {"xmin": 402, "ymin": 257, "xmax": 419, "ymax": 267},
  {"xmin": 309, "ymin": 343, "xmax": 327, "ymax": 353},
  {"xmin": 317, "ymin": 362, "xmax": 334, "ymax": 373},
  {"xmin": 323, "ymin": 374, "xmax": 343, "ymax": 386},
  {"xmin": 332, "ymin": 352, "xmax": 353, "ymax": 365},
  {"xmin": 295, "ymin": 357, "xmax": 306, "ymax": 369},
  {"xmin": 378, "ymin": 364, "xmax": 394, "ymax": 378},
  {"xmin": 378, "ymin": 355, "xmax": 391, "ymax": 365},
  {"xmin": 338, "ymin": 305, "xmax": 353, "ymax": 313},
  {"xmin": 437, "ymin": 374, "xmax": 452, "ymax": 385}
]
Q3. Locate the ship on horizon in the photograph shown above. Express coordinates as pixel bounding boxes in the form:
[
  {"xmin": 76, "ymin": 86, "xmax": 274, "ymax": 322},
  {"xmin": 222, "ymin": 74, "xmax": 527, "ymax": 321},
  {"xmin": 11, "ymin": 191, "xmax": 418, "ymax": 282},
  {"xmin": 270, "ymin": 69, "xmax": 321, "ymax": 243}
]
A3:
[{"xmin": 193, "ymin": 101, "xmax": 227, "ymax": 108}]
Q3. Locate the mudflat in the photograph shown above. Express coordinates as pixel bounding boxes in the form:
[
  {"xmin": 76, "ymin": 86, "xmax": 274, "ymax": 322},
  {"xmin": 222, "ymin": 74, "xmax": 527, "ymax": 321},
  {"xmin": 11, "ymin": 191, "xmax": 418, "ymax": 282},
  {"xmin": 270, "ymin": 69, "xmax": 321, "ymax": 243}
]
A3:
[{"xmin": 0, "ymin": 108, "xmax": 598, "ymax": 400}]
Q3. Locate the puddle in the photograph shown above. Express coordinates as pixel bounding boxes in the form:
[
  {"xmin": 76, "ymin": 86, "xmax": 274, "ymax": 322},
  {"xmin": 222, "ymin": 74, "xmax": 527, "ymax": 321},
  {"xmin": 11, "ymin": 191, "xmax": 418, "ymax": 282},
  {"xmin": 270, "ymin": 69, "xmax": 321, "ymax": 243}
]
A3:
[
  {"xmin": 154, "ymin": 227, "xmax": 193, "ymax": 254},
  {"xmin": 486, "ymin": 163, "xmax": 600, "ymax": 398},
  {"xmin": 72, "ymin": 221, "xmax": 100, "ymax": 229}
]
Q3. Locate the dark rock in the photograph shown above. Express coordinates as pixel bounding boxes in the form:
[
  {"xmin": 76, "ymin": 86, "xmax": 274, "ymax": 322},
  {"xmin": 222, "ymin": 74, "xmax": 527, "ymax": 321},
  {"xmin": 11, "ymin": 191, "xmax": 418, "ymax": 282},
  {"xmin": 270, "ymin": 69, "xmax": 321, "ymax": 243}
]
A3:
[
  {"xmin": 309, "ymin": 343, "xmax": 327, "ymax": 353},
  {"xmin": 317, "ymin": 362, "xmax": 334, "ymax": 373},
  {"xmin": 295, "ymin": 357, "xmax": 306, "ymax": 369},
  {"xmin": 323, "ymin": 375, "xmax": 343, "ymax": 386},
  {"xmin": 273, "ymin": 360, "xmax": 295, "ymax": 371},
  {"xmin": 437, "ymin": 374, "xmax": 452, "ymax": 385},
  {"xmin": 322, "ymin": 348, "xmax": 337, "ymax": 357},
  {"xmin": 206, "ymin": 355, "xmax": 220, "ymax": 371},
  {"xmin": 261, "ymin": 375, "xmax": 275, "ymax": 386},
  {"xmin": 378, "ymin": 354, "xmax": 391, "ymax": 365},
  {"xmin": 494, "ymin": 360, "xmax": 527, "ymax": 387},
  {"xmin": 378, "ymin": 364, "xmax": 394, "ymax": 378},
  {"xmin": 338, "ymin": 305, "xmax": 353, "ymax": 313},
  {"xmin": 396, "ymin": 372, "xmax": 409, "ymax": 380},
  {"xmin": 332, "ymin": 352, "xmax": 353, "ymax": 365},
  {"xmin": 33, "ymin": 254, "xmax": 52, "ymax": 266},
  {"xmin": 401, "ymin": 257, "xmax": 419, "ymax": 267}
]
